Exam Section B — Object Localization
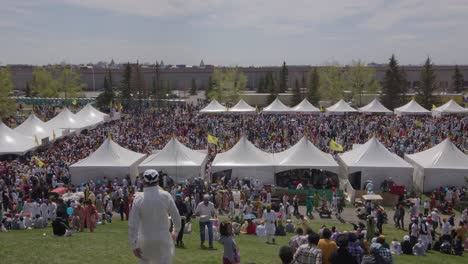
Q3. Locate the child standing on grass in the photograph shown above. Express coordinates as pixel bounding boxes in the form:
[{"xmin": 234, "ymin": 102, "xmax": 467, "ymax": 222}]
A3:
[{"xmin": 219, "ymin": 221, "xmax": 239, "ymax": 264}]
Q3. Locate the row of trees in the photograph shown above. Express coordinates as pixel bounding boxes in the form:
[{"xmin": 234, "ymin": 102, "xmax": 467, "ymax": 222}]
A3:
[
  {"xmin": 30, "ymin": 66, "xmax": 85, "ymax": 98},
  {"xmin": 0, "ymin": 68, "xmax": 16, "ymax": 120}
]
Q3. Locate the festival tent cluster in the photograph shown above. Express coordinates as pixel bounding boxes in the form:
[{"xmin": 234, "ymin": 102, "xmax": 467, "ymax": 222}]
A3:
[
  {"xmin": 405, "ymin": 139, "xmax": 468, "ymax": 192},
  {"xmin": 358, "ymin": 99, "xmax": 393, "ymax": 114},
  {"xmin": 69, "ymin": 138, "xmax": 146, "ymax": 185},
  {"xmin": 138, "ymin": 137, "xmax": 208, "ymax": 182},
  {"xmin": 74, "ymin": 103, "xmax": 110, "ymax": 127},
  {"xmin": 326, "ymin": 99, "xmax": 358, "ymax": 115},
  {"xmin": 338, "ymin": 137, "xmax": 414, "ymax": 201},
  {"xmin": 14, "ymin": 114, "xmax": 62, "ymax": 141},
  {"xmin": 432, "ymin": 99, "xmax": 468, "ymax": 116},
  {"xmin": 394, "ymin": 99, "xmax": 430, "ymax": 116},
  {"xmin": 0, "ymin": 123, "xmax": 37, "ymax": 155}
]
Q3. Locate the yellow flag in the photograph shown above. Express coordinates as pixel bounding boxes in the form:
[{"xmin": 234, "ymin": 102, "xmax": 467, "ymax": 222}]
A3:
[
  {"xmin": 329, "ymin": 139, "xmax": 343, "ymax": 152},
  {"xmin": 34, "ymin": 135, "xmax": 40, "ymax": 146},
  {"xmin": 72, "ymin": 99, "xmax": 77, "ymax": 105},
  {"xmin": 33, "ymin": 156, "xmax": 45, "ymax": 168},
  {"xmin": 107, "ymin": 131, "xmax": 113, "ymax": 140},
  {"xmin": 52, "ymin": 130, "xmax": 56, "ymax": 140},
  {"xmin": 207, "ymin": 134, "xmax": 219, "ymax": 145},
  {"xmin": 119, "ymin": 103, "xmax": 123, "ymax": 110},
  {"xmin": 414, "ymin": 120, "xmax": 423, "ymax": 128},
  {"xmin": 320, "ymin": 105, "xmax": 324, "ymax": 112},
  {"xmin": 432, "ymin": 104, "xmax": 437, "ymax": 110}
]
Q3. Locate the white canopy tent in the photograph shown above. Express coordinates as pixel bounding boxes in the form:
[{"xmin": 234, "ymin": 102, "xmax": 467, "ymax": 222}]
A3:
[
  {"xmin": 274, "ymin": 136, "xmax": 339, "ymax": 173},
  {"xmin": 394, "ymin": 99, "xmax": 430, "ymax": 116},
  {"xmin": 0, "ymin": 123, "xmax": 37, "ymax": 155},
  {"xmin": 228, "ymin": 99, "xmax": 256, "ymax": 114},
  {"xmin": 262, "ymin": 98, "xmax": 293, "ymax": 114},
  {"xmin": 74, "ymin": 104, "xmax": 110, "ymax": 126},
  {"xmin": 291, "ymin": 99, "xmax": 321, "ymax": 114},
  {"xmin": 138, "ymin": 137, "xmax": 208, "ymax": 182},
  {"xmin": 199, "ymin": 99, "xmax": 228, "ymax": 113},
  {"xmin": 70, "ymin": 138, "xmax": 146, "ymax": 185},
  {"xmin": 46, "ymin": 108, "xmax": 87, "ymax": 134},
  {"xmin": 211, "ymin": 137, "xmax": 275, "ymax": 183},
  {"xmin": 326, "ymin": 99, "xmax": 358, "ymax": 115},
  {"xmin": 338, "ymin": 137, "xmax": 413, "ymax": 192},
  {"xmin": 358, "ymin": 99, "xmax": 393, "ymax": 114},
  {"xmin": 432, "ymin": 99, "xmax": 468, "ymax": 116},
  {"xmin": 405, "ymin": 139, "xmax": 468, "ymax": 192},
  {"xmin": 14, "ymin": 114, "xmax": 62, "ymax": 141}
]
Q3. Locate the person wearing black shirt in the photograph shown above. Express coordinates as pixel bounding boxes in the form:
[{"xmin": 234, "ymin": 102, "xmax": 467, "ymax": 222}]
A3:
[
  {"xmin": 329, "ymin": 234, "xmax": 358, "ymax": 264},
  {"xmin": 175, "ymin": 194, "xmax": 188, "ymax": 246},
  {"xmin": 52, "ymin": 217, "xmax": 71, "ymax": 237}
]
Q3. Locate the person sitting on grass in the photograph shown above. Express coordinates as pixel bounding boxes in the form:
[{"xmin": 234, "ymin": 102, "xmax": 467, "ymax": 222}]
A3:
[
  {"xmin": 278, "ymin": 245, "xmax": 294, "ymax": 264},
  {"xmin": 276, "ymin": 219, "xmax": 286, "ymax": 236},
  {"xmin": 413, "ymin": 238, "xmax": 426, "ymax": 256},
  {"xmin": 285, "ymin": 219, "xmax": 295, "ymax": 233},
  {"xmin": 52, "ymin": 217, "xmax": 72, "ymax": 237},
  {"xmin": 256, "ymin": 221, "xmax": 266, "ymax": 237},
  {"xmin": 390, "ymin": 238, "xmax": 402, "ymax": 255}
]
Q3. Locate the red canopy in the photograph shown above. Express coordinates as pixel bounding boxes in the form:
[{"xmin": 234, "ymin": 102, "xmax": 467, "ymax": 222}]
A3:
[{"xmin": 50, "ymin": 187, "xmax": 68, "ymax": 195}]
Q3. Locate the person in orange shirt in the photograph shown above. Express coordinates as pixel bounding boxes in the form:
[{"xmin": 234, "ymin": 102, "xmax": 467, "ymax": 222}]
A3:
[{"xmin": 318, "ymin": 228, "xmax": 338, "ymax": 264}]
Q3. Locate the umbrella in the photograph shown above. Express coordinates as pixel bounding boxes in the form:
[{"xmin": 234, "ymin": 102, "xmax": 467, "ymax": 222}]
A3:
[
  {"xmin": 50, "ymin": 187, "xmax": 68, "ymax": 195},
  {"xmin": 244, "ymin": 214, "xmax": 256, "ymax": 220}
]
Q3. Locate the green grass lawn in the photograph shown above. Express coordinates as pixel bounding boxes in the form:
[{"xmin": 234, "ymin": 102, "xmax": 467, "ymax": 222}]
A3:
[{"xmin": 0, "ymin": 217, "xmax": 466, "ymax": 264}]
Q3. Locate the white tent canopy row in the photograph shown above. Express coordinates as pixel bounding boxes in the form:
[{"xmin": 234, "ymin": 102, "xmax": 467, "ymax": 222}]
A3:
[
  {"xmin": 432, "ymin": 99, "xmax": 468, "ymax": 116},
  {"xmin": 0, "ymin": 123, "xmax": 37, "ymax": 155},
  {"xmin": 326, "ymin": 100, "xmax": 358, "ymax": 114},
  {"xmin": 292, "ymin": 99, "xmax": 321, "ymax": 114},
  {"xmin": 14, "ymin": 114, "xmax": 63, "ymax": 141},
  {"xmin": 405, "ymin": 138, "xmax": 468, "ymax": 192},
  {"xmin": 262, "ymin": 98, "xmax": 293, "ymax": 113},
  {"xmin": 70, "ymin": 138, "xmax": 147, "ymax": 185},
  {"xmin": 75, "ymin": 103, "xmax": 110, "ymax": 126},
  {"xmin": 138, "ymin": 137, "xmax": 208, "ymax": 182},
  {"xmin": 394, "ymin": 99, "xmax": 430, "ymax": 116},
  {"xmin": 358, "ymin": 99, "xmax": 392, "ymax": 114},
  {"xmin": 47, "ymin": 105, "xmax": 109, "ymax": 134},
  {"xmin": 211, "ymin": 136, "xmax": 340, "ymax": 184},
  {"xmin": 228, "ymin": 99, "xmax": 257, "ymax": 114},
  {"xmin": 199, "ymin": 99, "xmax": 228, "ymax": 113}
]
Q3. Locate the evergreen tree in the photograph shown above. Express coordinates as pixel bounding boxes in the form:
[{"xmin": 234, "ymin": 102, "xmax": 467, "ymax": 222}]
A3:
[
  {"xmin": 292, "ymin": 79, "xmax": 302, "ymax": 105},
  {"xmin": 190, "ymin": 78, "xmax": 197, "ymax": 95},
  {"xmin": 301, "ymin": 74, "xmax": 307, "ymax": 98},
  {"xmin": 96, "ymin": 69, "xmax": 115, "ymax": 110},
  {"xmin": 416, "ymin": 57, "xmax": 437, "ymax": 109},
  {"xmin": 200, "ymin": 60, "xmax": 205, "ymax": 67},
  {"xmin": 25, "ymin": 82, "xmax": 31, "ymax": 97},
  {"xmin": 257, "ymin": 76, "xmax": 266, "ymax": 93},
  {"xmin": 120, "ymin": 63, "xmax": 132, "ymax": 100},
  {"xmin": 452, "ymin": 65, "xmax": 464, "ymax": 93},
  {"xmin": 205, "ymin": 75, "xmax": 213, "ymax": 99},
  {"xmin": 381, "ymin": 55, "xmax": 407, "ymax": 110},
  {"xmin": 266, "ymin": 71, "xmax": 277, "ymax": 104},
  {"xmin": 307, "ymin": 68, "xmax": 320, "ymax": 104},
  {"xmin": 279, "ymin": 61, "xmax": 288, "ymax": 93}
]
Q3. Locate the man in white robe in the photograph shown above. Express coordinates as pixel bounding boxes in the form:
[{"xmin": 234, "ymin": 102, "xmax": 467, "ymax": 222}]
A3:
[{"xmin": 262, "ymin": 204, "xmax": 277, "ymax": 244}]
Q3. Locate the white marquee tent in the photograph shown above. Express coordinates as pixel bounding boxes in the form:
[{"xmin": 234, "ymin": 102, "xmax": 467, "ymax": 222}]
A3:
[
  {"xmin": 199, "ymin": 100, "xmax": 228, "ymax": 113},
  {"xmin": 47, "ymin": 107, "xmax": 87, "ymax": 133},
  {"xmin": 262, "ymin": 98, "xmax": 293, "ymax": 114},
  {"xmin": 75, "ymin": 104, "xmax": 110, "ymax": 126},
  {"xmin": 358, "ymin": 99, "xmax": 392, "ymax": 114},
  {"xmin": 138, "ymin": 137, "xmax": 208, "ymax": 181},
  {"xmin": 432, "ymin": 99, "xmax": 468, "ymax": 116},
  {"xmin": 291, "ymin": 99, "xmax": 321, "ymax": 114},
  {"xmin": 211, "ymin": 136, "xmax": 275, "ymax": 183},
  {"xmin": 338, "ymin": 137, "xmax": 413, "ymax": 193},
  {"xmin": 0, "ymin": 123, "xmax": 37, "ymax": 155},
  {"xmin": 228, "ymin": 99, "xmax": 256, "ymax": 114},
  {"xmin": 70, "ymin": 138, "xmax": 146, "ymax": 184},
  {"xmin": 326, "ymin": 99, "xmax": 358, "ymax": 115},
  {"xmin": 394, "ymin": 99, "xmax": 430, "ymax": 116},
  {"xmin": 405, "ymin": 139, "xmax": 468, "ymax": 192},
  {"xmin": 14, "ymin": 114, "xmax": 62, "ymax": 141},
  {"xmin": 274, "ymin": 136, "xmax": 339, "ymax": 173}
]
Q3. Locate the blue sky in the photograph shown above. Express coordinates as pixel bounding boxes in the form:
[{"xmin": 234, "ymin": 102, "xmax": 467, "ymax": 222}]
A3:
[{"xmin": 1, "ymin": 0, "xmax": 468, "ymax": 66}]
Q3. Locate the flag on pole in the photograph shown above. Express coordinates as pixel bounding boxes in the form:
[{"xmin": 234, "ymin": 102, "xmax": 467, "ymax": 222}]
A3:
[
  {"xmin": 207, "ymin": 134, "xmax": 219, "ymax": 145},
  {"xmin": 320, "ymin": 105, "xmax": 324, "ymax": 112},
  {"xmin": 414, "ymin": 120, "xmax": 423, "ymax": 128},
  {"xmin": 33, "ymin": 156, "xmax": 45, "ymax": 167},
  {"xmin": 72, "ymin": 99, "xmax": 77, "ymax": 105},
  {"xmin": 119, "ymin": 103, "xmax": 123, "ymax": 111},
  {"xmin": 34, "ymin": 135, "xmax": 40, "ymax": 146},
  {"xmin": 109, "ymin": 100, "xmax": 113, "ymax": 109},
  {"xmin": 431, "ymin": 104, "xmax": 437, "ymax": 110},
  {"xmin": 52, "ymin": 130, "xmax": 56, "ymax": 140},
  {"xmin": 329, "ymin": 139, "xmax": 343, "ymax": 152},
  {"xmin": 107, "ymin": 131, "xmax": 113, "ymax": 140}
]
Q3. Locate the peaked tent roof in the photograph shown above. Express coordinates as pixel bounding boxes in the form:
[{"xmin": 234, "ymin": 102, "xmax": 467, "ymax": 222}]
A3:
[
  {"xmin": 75, "ymin": 104, "xmax": 109, "ymax": 125},
  {"xmin": 46, "ymin": 108, "xmax": 85, "ymax": 129},
  {"xmin": 405, "ymin": 138, "xmax": 468, "ymax": 169},
  {"xmin": 292, "ymin": 99, "xmax": 321, "ymax": 113},
  {"xmin": 274, "ymin": 136, "xmax": 338, "ymax": 172},
  {"xmin": 212, "ymin": 136, "xmax": 274, "ymax": 167},
  {"xmin": 432, "ymin": 99, "xmax": 467, "ymax": 114},
  {"xmin": 262, "ymin": 98, "xmax": 292, "ymax": 113},
  {"xmin": 199, "ymin": 99, "xmax": 228, "ymax": 113},
  {"xmin": 71, "ymin": 138, "xmax": 146, "ymax": 167},
  {"xmin": 228, "ymin": 99, "xmax": 256, "ymax": 113},
  {"xmin": 339, "ymin": 137, "xmax": 412, "ymax": 168},
  {"xmin": 14, "ymin": 114, "xmax": 62, "ymax": 140},
  {"xmin": 139, "ymin": 137, "xmax": 207, "ymax": 167},
  {"xmin": 394, "ymin": 99, "xmax": 430, "ymax": 115},
  {"xmin": 326, "ymin": 99, "xmax": 358, "ymax": 113},
  {"xmin": 358, "ymin": 99, "xmax": 392, "ymax": 113},
  {"xmin": 0, "ymin": 123, "xmax": 37, "ymax": 155}
]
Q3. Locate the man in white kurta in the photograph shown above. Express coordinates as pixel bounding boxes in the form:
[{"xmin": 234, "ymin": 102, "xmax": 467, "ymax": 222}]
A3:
[
  {"xmin": 262, "ymin": 204, "xmax": 277, "ymax": 244},
  {"xmin": 128, "ymin": 170, "xmax": 181, "ymax": 264}
]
